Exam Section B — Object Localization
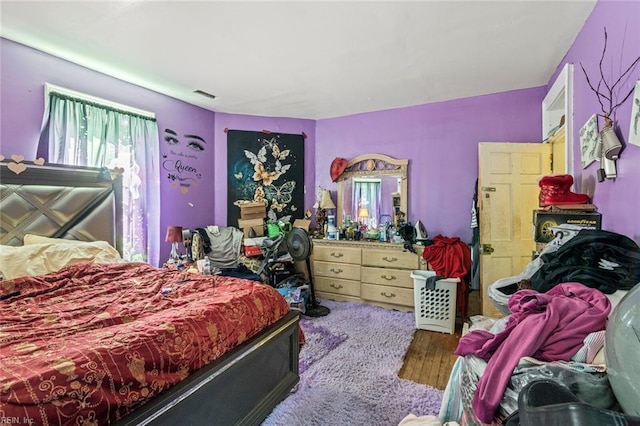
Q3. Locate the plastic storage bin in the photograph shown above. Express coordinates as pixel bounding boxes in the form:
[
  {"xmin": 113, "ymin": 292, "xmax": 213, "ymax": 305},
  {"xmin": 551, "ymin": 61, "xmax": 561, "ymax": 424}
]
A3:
[{"xmin": 411, "ymin": 270, "xmax": 459, "ymax": 334}]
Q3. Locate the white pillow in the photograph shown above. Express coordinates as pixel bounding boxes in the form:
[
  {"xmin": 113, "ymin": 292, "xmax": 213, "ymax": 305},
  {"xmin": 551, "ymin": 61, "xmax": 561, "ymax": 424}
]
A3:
[
  {"xmin": 0, "ymin": 241, "xmax": 123, "ymax": 280},
  {"xmin": 24, "ymin": 234, "xmax": 112, "ymax": 246}
]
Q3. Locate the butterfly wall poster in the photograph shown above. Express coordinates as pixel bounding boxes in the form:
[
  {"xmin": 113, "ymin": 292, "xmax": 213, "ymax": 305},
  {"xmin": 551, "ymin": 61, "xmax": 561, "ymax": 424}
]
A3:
[{"xmin": 227, "ymin": 130, "xmax": 304, "ymax": 227}]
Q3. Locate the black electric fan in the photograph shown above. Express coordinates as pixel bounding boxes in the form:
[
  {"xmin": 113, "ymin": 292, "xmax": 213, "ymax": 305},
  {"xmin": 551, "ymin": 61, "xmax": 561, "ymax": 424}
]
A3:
[{"xmin": 286, "ymin": 228, "xmax": 330, "ymax": 317}]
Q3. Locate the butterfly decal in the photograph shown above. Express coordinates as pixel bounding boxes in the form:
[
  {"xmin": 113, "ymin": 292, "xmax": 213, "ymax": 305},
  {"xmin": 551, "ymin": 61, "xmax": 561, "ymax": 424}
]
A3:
[
  {"xmin": 270, "ymin": 198, "xmax": 286, "ymax": 212},
  {"xmin": 244, "ymin": 146, "xmax": 267, "ymax": 165},
  {"xmin": 272, "ymin": 145, "xmax": 290, "ymax": 161},
  {"xmin": 265, "ymin": 181, "xmax": 295, "ymax": 204},
  {"xmin": 290, "ymin": 205, "xmax": 297, "ymax": 212},
  {"xmin": 253, "ymin": 186, "xmax": 266, "ymax": 203},
  {"xmin": 253, "ymin": 162, "xmax": 282, "ymax": 186},
  {"xmin": 274, "ymin": 160, "xmax": 291, "ymax": 174},
  {"xmin": 261, "ymin": 137, "xmax": 278, "ymax": 149},
  {"xmin": 234, "ymin": 172, "xmax": 243, "ymax": 180}
]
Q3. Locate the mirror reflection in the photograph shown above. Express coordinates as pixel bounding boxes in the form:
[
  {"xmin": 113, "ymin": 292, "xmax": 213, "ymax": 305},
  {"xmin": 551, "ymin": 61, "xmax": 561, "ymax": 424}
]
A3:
[
  {"xmin": 336, "ymin": 154, "xmax": 408, "ymax": 231},
  {"xmin": 341, "ymin": 175, "xmax": 402, "ymax": 229}
]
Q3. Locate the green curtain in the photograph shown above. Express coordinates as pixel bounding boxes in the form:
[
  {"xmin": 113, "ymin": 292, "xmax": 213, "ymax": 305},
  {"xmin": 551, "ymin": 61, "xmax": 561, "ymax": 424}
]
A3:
[{"xmin": 39, "ymin": 92, "xmax": 160, "ymax": 264}]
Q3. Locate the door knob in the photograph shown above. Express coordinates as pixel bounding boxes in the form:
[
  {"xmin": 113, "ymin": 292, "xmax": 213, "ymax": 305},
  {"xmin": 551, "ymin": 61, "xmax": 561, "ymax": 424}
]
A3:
[{"xmin": 481, "ymin": 244, "xmax": 495, "ymax": 254}]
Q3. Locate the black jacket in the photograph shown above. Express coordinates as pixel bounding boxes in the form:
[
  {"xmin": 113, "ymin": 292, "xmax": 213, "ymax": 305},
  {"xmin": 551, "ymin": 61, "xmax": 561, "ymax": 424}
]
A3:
[{"xmin": 530, "ymin": 229, "xmax": 640, "ymax": 294}]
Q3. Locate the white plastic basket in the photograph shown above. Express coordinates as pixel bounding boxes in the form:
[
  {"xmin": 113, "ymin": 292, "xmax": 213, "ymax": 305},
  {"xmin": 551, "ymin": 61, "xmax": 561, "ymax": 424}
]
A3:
[{"xmin": 411, "ymin": 270, "xmax": 459, "ymax": 334}]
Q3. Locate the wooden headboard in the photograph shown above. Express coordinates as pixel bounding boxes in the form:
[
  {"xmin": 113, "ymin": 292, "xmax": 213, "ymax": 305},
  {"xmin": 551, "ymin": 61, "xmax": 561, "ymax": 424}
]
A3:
[{"xmin": 0, "ymin": 162, "xmax": 123, "ymax": 254}]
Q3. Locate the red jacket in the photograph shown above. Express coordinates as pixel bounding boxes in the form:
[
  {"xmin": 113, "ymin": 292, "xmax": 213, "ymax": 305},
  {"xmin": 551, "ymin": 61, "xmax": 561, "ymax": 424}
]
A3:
[
  {"xmin": 421, "ymin": 234, "xmax": 471, "ymax": 281},
  {"xmin": 422, "ymin": 235, "xmax": 471, "ymax": 318}
]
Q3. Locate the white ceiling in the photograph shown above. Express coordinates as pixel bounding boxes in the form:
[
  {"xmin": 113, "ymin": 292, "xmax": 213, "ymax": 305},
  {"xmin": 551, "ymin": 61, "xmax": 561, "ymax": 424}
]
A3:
[{"xmin": 0, "ymin": 1, "xmax": 597, "ymax": 120}]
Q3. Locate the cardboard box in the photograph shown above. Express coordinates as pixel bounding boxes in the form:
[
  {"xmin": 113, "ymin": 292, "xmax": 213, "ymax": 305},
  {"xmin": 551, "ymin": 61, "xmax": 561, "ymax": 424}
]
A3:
[
  {"xmin": 533, "ymin": 210, "xmax": 602, "ymax": 243},
  {"xmin": 239, "ymin": 202, "xmax": 266, "ymax": 220},
  {"xmin": 292, "ymin": 219, "xmax": 311, "ymax": 232},
  {"xmin": 238, "ymin": 218, "xmax": 265, "ymax": 238}
]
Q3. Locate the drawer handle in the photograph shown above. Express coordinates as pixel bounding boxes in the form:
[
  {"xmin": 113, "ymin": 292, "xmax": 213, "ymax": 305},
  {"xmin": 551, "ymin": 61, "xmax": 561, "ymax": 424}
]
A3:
[
  {"xmin": 381, "ymin": 274, "xmax": 396, "ymax": 281},
  {"xmin": 380, "ymin": 291, "xmax": 396, "ymax": 298},
  {"xmin": 330, "ymin": 253, "xmax": 344, "ymax": 258},
  {"xmin": 330, "ymin": 284, "xmax": 344, "ymax": 290},
  {"xmin": 330, "ymin": 268, "xmax": 343, "ymax": 274},
  {"xmin": 382, "ymin": 256, "xmax": 398, "ymax": 263}
]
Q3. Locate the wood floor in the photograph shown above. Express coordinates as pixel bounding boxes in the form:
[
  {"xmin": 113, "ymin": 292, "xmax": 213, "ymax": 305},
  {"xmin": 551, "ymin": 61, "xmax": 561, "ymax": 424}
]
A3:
[{"xmin": 398, "ymin": 290, "xmax": 481, "ymax": 390}]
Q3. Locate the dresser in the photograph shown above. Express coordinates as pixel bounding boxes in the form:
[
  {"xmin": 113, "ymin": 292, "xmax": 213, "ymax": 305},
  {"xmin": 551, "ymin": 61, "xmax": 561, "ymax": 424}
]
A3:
[{"xmin": 312, "ymin": 240, "xmax": 426, "ymax": 312}]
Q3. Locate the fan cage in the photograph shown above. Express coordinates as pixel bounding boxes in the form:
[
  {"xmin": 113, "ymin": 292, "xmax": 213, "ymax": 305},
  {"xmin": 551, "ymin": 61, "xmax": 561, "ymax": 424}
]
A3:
[
  {"xmin": 411, "ymin": 271, "xmax": 458, "ymax": 334},
  {"xmin": 286, "ymin": 228, "xmax": 312, "ymax": 261}
]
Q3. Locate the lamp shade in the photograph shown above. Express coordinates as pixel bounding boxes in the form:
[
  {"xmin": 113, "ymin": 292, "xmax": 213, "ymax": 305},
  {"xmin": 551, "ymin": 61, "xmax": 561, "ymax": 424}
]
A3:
[
  {"xmin": 165, "ymin": 225, "xmax": 183, "ymax": 243},
  {"xmin": 357, "ymin": 207, "xmax": 369, "ymax": 219},
  {"xmin": 319, "ymin": 189, "xmax": 336, "ymax": 209}
]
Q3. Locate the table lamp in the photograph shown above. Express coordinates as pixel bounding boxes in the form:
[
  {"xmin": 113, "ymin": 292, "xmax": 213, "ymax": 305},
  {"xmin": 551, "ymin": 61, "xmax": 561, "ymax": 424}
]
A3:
[
  {"xmin": 165, "ymin": 225, "xmax": 183, "ymax": 260},
  {"xmin": 357, "ymin": 207, "xmax": 369, "ymax": 223}
]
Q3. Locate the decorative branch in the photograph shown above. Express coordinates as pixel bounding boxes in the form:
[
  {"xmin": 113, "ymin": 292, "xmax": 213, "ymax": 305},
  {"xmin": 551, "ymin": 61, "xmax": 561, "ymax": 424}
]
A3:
[{"xmin": 580, "ymin": 27, "xmax": 640, "ymax": 121}]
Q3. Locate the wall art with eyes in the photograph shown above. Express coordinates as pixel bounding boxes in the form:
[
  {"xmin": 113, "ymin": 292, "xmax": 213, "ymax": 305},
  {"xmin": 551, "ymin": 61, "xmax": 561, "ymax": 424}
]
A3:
[
  {"xmin": 162, "ymin": 128, "xmax": 205, "ymax": 194},
  {"xmin": 226, "ymin": 130, "xmax": 305, "ymax": 227}
]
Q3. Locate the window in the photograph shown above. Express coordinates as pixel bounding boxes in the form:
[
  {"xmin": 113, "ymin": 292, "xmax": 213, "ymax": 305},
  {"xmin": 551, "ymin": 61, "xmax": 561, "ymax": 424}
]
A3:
[
  {"xmin": 352, "ymin": 178, "xmax": 381, "ymax": 229},
  {"xmin": 38, "ymin": 84, "xmax": 160, "ymax": 264}
]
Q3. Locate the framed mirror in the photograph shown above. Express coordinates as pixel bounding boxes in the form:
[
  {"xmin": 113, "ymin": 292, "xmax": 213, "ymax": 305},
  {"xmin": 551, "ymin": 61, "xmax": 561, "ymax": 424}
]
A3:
[{"xmin": 336, "ymin": 154, "xmax": 408, "ymax": 229}]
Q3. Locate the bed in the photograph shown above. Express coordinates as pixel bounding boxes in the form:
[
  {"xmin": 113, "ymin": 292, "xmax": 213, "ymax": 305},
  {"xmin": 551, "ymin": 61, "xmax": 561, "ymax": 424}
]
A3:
[{"xmin": 0, "ymin": 162, "xmax": 300, "ymax": 425}]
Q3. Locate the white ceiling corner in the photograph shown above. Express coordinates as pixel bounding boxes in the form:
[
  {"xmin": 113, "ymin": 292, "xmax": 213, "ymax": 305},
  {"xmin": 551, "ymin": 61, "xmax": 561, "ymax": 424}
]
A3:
[{"xmin": 0, "ymin": 1, "xmax": 597, "ymax": 120}]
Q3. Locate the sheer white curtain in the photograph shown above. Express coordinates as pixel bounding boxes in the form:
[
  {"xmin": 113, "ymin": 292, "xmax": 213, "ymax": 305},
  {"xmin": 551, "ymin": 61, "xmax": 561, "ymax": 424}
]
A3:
[
  {"xmin": 38, "ymin": 91, "xmax": 160, "ymax": 264},
  {"xmin": 352, "ymin": 179, "xmax": 381, "ymax": 229}
]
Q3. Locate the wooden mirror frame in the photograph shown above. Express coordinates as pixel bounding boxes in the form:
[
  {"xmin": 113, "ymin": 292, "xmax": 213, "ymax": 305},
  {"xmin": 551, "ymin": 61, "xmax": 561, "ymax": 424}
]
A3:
[{"xmin": 336, "ymin": 153, "xmax": 408, "ymax": 227}]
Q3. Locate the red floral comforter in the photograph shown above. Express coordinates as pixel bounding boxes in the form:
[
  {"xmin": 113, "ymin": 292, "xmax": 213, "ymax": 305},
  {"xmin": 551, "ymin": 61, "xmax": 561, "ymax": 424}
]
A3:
[{"xmin": 0, "ymin": 262, "xmax": 291, "ymax": 425}]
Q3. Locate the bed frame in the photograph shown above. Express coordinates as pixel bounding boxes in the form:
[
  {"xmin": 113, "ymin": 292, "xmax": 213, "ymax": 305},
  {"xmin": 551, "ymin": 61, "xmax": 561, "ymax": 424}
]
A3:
[{"xmin": 0, "ymin": 161, "xmax": 300, "ymax": 425}]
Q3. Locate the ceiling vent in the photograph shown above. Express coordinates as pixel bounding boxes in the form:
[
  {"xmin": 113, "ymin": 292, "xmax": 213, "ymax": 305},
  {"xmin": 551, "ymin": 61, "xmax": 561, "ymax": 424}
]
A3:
[{"xmin": 194, "ymin": 90, "xmax": 216, "ymax": 100}]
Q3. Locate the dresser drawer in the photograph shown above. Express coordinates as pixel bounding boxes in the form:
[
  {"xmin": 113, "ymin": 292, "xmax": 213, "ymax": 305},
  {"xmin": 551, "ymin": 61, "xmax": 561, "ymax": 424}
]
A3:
[
  {"xmin": 361, "ymin": 266, "xmax": 413, "ymax": 289},
  {"xmin": 313, "ymin": 246, "xmax": 361, "ymax": 264},
  {"xmin": 363, "ymin": 249, "xmax": 420, "ymax": 269},
  {"xmin": 361, "ymin": 283, "xmax": 414, "ymax": 307},
  {"xmin": 315, "ymin": 276, "xmax": 360, "ymax": 297},
  {"xmin": 314, "ymin": 260, "xmax": 361, "ymax": 281}
]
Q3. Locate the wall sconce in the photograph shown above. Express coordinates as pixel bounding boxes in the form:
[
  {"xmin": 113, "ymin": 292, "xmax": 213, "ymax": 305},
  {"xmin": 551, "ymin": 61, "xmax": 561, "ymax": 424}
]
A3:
[{"xmin": 165, "ymin": 225, "xmax": 183, "ymax": 260}]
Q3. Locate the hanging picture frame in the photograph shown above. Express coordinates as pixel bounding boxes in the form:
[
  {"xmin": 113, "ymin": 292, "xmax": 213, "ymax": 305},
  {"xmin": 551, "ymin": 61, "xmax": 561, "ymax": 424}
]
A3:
[
  {"xmin": 226, "ymin": 130, "xmax": 305, "ymax": 228},
  {"xmin": 579, "ymin": 114, "xmax": 599, "ymax": 169},
  {"xmin": 629, "ymin": 80, "xmax": 640, "ymax": 147}
]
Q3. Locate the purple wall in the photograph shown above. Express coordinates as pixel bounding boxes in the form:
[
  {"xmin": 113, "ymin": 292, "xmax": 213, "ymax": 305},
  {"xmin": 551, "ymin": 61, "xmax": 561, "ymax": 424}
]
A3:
[
  {"xmin": 548, "ymin": 0, "xmax": 640, "ymax": 242},
  {"xmin": 316, "ymin": 88, "xmax": 546, "ymax": 242},
  {"xmin": 212, "ymin": 113, "xmax": 316, "ymax": 226},
  {"xmin": 3, "ymin": 0, "xmax": 636, "ymax": 258},
  {"xmin": 0, "ymin": 38, "xmax": 216, "ymax": 264}
]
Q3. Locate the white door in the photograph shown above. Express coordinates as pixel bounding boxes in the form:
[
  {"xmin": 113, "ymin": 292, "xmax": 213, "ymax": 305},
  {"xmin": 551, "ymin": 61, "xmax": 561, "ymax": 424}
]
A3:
[{"xmin": 478, "ymin": 142, "xmax": 552, "ymax": 317}]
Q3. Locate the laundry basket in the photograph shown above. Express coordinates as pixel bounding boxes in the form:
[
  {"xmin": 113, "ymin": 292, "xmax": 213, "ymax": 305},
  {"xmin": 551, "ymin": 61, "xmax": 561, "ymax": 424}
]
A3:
[{"xmin": 411, "ymin": 270, "xmax": 460, "ymax": 334}]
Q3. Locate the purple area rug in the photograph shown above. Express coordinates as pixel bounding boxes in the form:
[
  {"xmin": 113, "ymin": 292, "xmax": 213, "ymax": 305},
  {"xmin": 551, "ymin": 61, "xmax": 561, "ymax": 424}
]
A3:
[
  {"xmin": 299, "ymin": 317, "xmax": 348, "ymax": 374},
  {"xmin": 262, "ymin": 299, "xmax": 444, "ymax": 426}
]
